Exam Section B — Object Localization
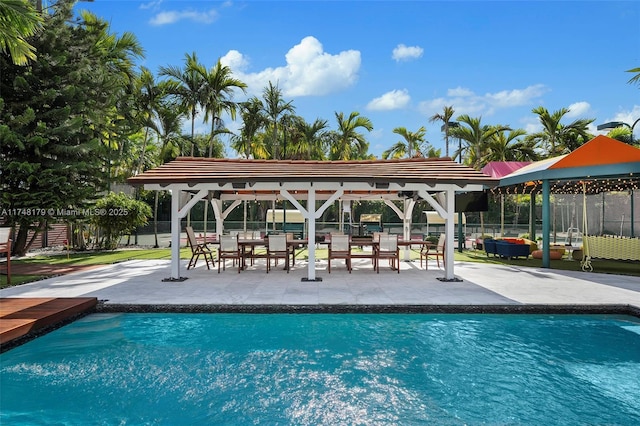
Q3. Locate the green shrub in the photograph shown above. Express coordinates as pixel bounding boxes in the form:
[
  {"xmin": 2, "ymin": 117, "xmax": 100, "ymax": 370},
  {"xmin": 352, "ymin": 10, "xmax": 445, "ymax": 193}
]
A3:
[{"xmin": 92, "ymin": 192, "xmax": 151, "ymax": 250}]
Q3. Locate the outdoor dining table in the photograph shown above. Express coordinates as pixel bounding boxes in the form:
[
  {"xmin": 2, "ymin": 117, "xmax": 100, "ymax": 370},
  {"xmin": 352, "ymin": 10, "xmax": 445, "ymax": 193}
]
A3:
[{"xmin": 237, "ymin": 238, "xmax": 308, "ymax": 270}]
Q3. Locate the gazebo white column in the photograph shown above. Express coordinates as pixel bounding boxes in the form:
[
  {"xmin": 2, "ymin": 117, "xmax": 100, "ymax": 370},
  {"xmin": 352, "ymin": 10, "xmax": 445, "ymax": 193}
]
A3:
[
  {"xmin": 443, "ymin": 188, "xmax": 457, "ymax": 280},
  {"xmin": 418, "ymin": 189, "xmax": 458, "ymax": 281},
  {"xmin": 384, "ymin": 198, "xmax": 416, "ymax": 261},
  {"xmin": 167, "ymin": 187, "xmax": 208, "ymax": 281},
  {"xmin": 281, "ymin": 188, "xmax": 343, "ymax": 281}
]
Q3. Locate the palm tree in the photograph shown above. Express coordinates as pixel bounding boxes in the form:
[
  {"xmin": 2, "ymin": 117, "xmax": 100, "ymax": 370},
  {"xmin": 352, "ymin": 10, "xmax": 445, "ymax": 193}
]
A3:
[
  {"xmin": 159, "ymin": 52, "xmax": 206, "ymax": 156},
  {"xmin": 429, "ymin": 106, "xmax": 455, "ymax": 158},
  {"xmin": 449, "ymin": 115, "xmax": 510, "ymax": 170},
  {"xmin": 133, "ymin": 67, "xmax": 176, "ymax": 174},
  {"xmin": 262, "ymin": 81, "xmax": 295, "ymax": 159},
  {"xmin": 483, "ymin": 129, "xmax": 539, "ymax": 163},
  {"xmin": 0, "ymin": 0, "xmax": 42, "ymax": 65},
  {"xmin": 198, "ymin": 59, "xmax": 247, "ymax": 157},
  {"xmin": 382, "ymin": 126, "xmax": 427, "ymax": 159},
  {"xmin": 603, "ymin": 126, "xmax": 635, "ymax": 145},
  {"xmin": 527, "ymin": 106, "xmax": 593, "ymax": 157},
  {"xmin": 231, "ymin": 96, "xmax": 268, "ymax": 158},
  {"xmin": 627, "ymin": 66, "xmax": 640, "ymax": 87},
  {"xmin": 331, "ymin": 111, "xmax": 373, "ymax": 160},
  {"xmin": 296, "ymin": 117, "xmax": 329, "ymax": 159},
  {"xmin": 80, "ymin": 11, "xmax": 144, "ymax": 190}
]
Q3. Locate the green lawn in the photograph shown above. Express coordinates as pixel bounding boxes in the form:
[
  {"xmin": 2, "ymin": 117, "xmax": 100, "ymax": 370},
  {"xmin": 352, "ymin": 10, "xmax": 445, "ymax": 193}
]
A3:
[{"xmin": 2, "ymin": 246, "xmax": 638, "ymax": 289}]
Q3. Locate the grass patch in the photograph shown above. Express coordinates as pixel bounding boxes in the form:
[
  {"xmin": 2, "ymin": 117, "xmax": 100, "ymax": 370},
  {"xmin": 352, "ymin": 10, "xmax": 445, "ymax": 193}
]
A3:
[
  {"xmin": 458, "ymin": 250, "xmax": 640, "ymax": 277},
  {"xmin": 1, "ymin": 275, "xmax": 46, "ymax": 288},
  {"xmin": 14, "ymin": 248, "xmax": 191, "ymax": 266}
]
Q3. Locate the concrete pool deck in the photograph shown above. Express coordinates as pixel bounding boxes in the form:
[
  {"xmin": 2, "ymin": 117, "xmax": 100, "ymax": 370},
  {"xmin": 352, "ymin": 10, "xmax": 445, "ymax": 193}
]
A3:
[{"xmin": 1, "ymin": 258, "xmax": 639, "ymax": 312}]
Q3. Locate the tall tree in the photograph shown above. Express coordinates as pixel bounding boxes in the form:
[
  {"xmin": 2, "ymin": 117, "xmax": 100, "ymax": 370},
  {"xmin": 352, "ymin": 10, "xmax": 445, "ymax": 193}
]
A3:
[
  {"xmin": 382, "ymin": 126, "xmax": 427, "ymax": 159},
  {"xmin": 429, "ymin": 105, "xmax": 455, "ymax": 158},
  {"xmin": 526, "ymin": 106, "xmax": 593, "ymax": 157},
  {"xmin": 132, "ymin": 67, "xmax": 175, "ymax": 174},
  {"xmin": 159, "ymin": 52, "xmax": 205, "ymax": 156},
  {"xmin": 331, "ymin": 111, "xmax": 373, "ymax": 160},
  {"xmin": 0, "ymin": 0, "xmax": 42, "ymax": 65},
  {"xmin": 231, "ymin": 96, "xmax": 268, "ymax": 158},
  {"xmin": 295, "ymin": 117, "xmax": 329, "ymax": 160},
  {"xmin": 483, "ymin": 129, "xmax": 539, "ymax": 163},
  {"xmin": 262, "ymin": 81, "xmax": 295, "ymax": 159},
  {"xmin": 197, "ymin": 59, "xmax": 247, "ymax": 157},
  {"xmin": 80, "ymin": 10, "xmax": 144, "ymax": 189},
  {"xmin": 0, "ymin": 0, "xmax": 143, "ymax": 255},
  {"xmin": 449, "ymin": 115, "xmax": 510, "ymax": 170}
]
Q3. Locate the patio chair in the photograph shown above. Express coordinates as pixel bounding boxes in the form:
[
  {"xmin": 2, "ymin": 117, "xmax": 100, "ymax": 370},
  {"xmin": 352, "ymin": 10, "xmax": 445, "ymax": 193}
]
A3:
[
  {"xmin": 266, "ymin": 234, "xmax": 289, "ymax": 273},
  {"xmin": 419, "ymin": 237, "xmax": 433, "ymax": 269},
  {"xmin": 218, "ymin": 234, "xmax": 243, "ymax": 273},
  {"xmin": 375, "ymin": 234, "xmax": 399, "ymax": 273},
  {"xmin": 185, "ymin": 226, "xmax": 215, "ymax": 270},
  {"xmin": 240, "ymin": 231, "xmax": 257, "ymax": 265},
  {"xmin": 0, "ymin": 227, "xmax": 11, "ymax": 285},
  {"xmin": 328, "ymin": 234, "xmax": 351, "ymax": 273},
  {"xmin": 421, "ymin": 233, "xmax": 445, "ymax": 268}
]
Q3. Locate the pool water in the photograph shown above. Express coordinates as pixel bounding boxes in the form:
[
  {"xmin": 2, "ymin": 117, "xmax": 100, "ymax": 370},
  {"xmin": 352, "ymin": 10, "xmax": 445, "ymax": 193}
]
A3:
[{"xmin": 1, "ymin": 313, "xmax": 639, "ymax": 425}]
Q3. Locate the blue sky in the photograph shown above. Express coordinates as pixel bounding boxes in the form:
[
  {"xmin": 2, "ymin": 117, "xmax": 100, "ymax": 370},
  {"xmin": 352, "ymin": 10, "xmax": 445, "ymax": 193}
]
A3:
[{"xmin": 76, "ymin": 0, "xmax": 640, "ymax": 158}]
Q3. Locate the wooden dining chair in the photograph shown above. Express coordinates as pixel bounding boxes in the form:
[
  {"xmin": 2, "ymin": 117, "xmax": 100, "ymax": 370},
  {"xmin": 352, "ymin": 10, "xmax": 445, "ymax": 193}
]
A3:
[
  {"xmin": 421, "ymin": 233, "xmax": 446, "ymax": 269},
  {"xmin": 218, "ymin": 234, "xmax": 243, "ymax": 273},
  {"xmin": 375, "ymin": 234, "xmax": 399, "ymax": 273},
  {"xmin": 185, "ymin": 226, "xmax": 216, "ymax": 270},
  {"xmin": 328, "ymin": 234, "xmax": 351, "ymax": 273},
  {"xmin": 266, "ymin": 234, "xmax": 289, "ymax": 273}
]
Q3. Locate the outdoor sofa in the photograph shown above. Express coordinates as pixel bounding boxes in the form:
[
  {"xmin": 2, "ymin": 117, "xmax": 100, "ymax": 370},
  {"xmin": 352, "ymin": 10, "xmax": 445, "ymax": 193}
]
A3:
[{"xmin": 484, "ymin": 238, "xmax": 531, "ymax": 259}]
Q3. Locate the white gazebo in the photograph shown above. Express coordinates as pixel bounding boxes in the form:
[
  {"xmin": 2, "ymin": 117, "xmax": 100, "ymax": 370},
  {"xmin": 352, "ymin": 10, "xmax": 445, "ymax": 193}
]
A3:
[{"xmin": 128, "ymin": 157, "xmax": 498, "ymax": 282}]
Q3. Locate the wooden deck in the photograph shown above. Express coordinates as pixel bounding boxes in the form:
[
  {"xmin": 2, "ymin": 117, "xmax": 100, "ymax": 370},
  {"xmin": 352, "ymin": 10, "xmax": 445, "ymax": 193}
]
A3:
[{"xmin": 0, "ymin": 297, "xmax": 98, "ymax": 348}]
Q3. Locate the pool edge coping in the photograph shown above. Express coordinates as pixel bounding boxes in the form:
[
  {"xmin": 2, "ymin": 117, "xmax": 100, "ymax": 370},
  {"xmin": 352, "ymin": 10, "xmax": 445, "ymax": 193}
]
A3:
[{"xmin": 95, "ymin": 303, "xmax": 640, "ymax": 317}]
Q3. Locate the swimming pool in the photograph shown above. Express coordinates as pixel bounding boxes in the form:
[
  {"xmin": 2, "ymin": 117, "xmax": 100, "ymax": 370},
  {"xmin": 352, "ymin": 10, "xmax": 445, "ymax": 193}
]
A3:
[{"xmin": 1, "ymin": 313, "xmax": 639, "ymax": 425}]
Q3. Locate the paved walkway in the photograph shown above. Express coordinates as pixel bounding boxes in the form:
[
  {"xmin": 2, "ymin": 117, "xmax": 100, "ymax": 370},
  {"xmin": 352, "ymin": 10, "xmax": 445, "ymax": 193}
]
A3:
[{"xmin": 1, "ymin": 258, "xmax": 639, "ymax": 310}]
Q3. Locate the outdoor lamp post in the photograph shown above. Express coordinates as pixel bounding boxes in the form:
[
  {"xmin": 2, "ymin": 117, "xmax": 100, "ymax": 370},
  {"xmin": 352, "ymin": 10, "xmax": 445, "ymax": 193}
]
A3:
[
  {"xmin": 597, "ymin": 119, "xmax": 639, "ymax": 237},
  {"xmin": 442, "ymin": 122, "xmax": 464, "ymax": 252}
]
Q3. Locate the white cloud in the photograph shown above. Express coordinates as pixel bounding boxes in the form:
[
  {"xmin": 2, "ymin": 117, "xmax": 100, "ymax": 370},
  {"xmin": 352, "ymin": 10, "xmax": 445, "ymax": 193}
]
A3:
[
  {"xmin": 418, "ymin": 84, "xmax": 547, "ymax": 118},
  {"xmin": 447, "ymin": 87, "xmax": 474, "ymax": 97},
  {"xmin": 392, "ymin": 44, "xmax": 423, "ymax": 62},
  {"xmin": 149, "ymin": 8, "xmax": 218, "ymax": 25},
  {"xmin": 366, "ymin": 89, "xmax": 410, "ymax": 111},
  {"xmin": 224, "ymin": 36, "xmax": 361, "ymax": 97},
  {"xmin": 220, "ymin": 50, "xmax": 249, "ymax": 71},
  {"xmin": 565, "ymin": 101, "xmax": 591, "ymax": 118},
  {"xmin": 484, "ymin": 84, "xmax": 547, "ymax": 108}
]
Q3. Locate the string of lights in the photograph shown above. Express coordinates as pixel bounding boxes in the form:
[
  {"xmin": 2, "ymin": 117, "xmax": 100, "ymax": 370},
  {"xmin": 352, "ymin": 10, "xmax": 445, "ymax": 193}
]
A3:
[{"xmin": 491, "ymin": 176, "xmax": 639, "ymax": 195}]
